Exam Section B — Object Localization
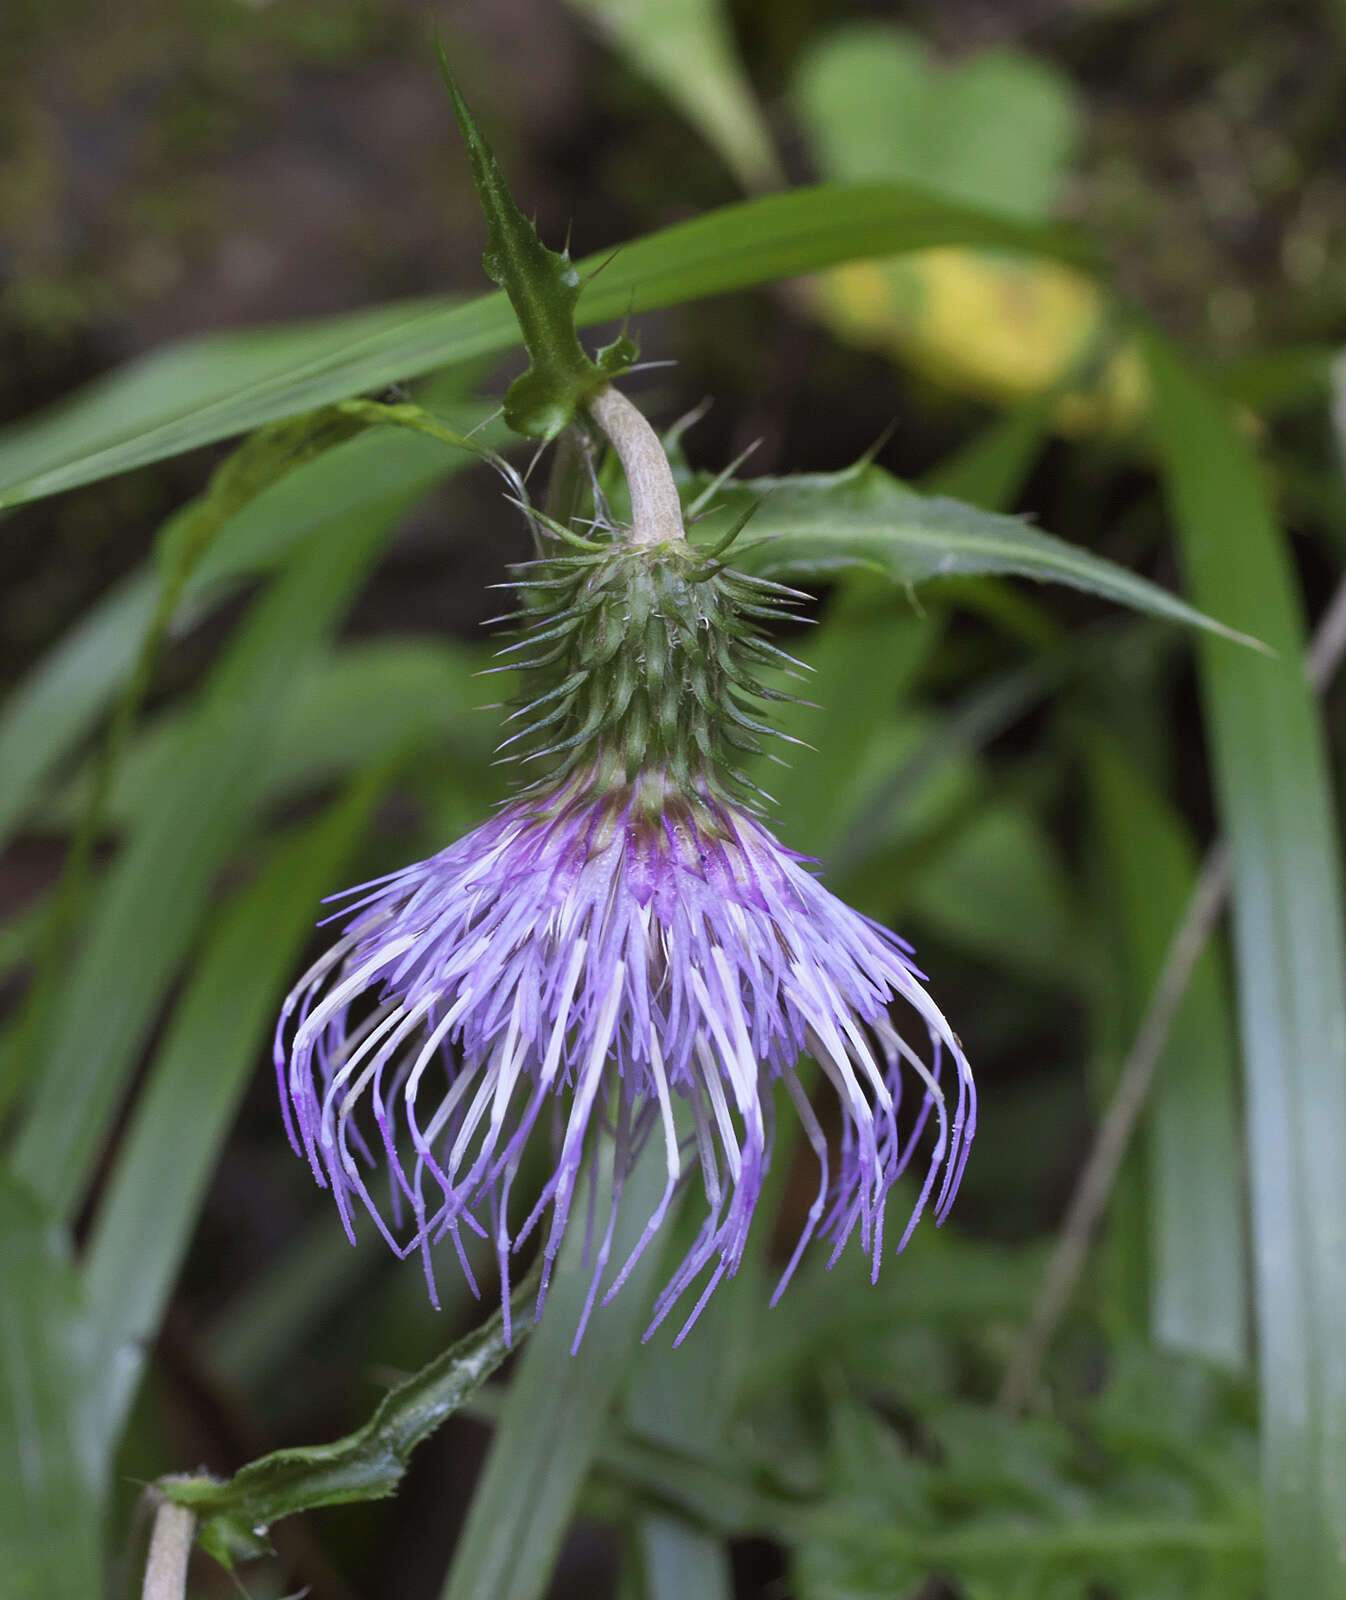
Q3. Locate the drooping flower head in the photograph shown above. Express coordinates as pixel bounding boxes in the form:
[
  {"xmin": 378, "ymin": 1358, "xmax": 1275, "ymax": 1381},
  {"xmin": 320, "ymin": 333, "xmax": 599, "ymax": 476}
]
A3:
[{"xmin": 277, "ymin": 404, "xmax": 975, "ymax": 1347}]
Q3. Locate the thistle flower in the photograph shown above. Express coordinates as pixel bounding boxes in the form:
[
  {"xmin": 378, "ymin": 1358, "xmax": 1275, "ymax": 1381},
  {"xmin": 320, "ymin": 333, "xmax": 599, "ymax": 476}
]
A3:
[{"xmin": 276, "ymin": 388, "xmax": 975, "ymax": 1346}]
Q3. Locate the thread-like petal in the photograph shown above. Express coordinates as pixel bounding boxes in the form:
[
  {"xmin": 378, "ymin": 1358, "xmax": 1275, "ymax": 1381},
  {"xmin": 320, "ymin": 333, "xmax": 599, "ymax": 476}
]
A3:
[{"xmin": 278, "ymin": 779, "xmax": 975, "ymax": 1340}]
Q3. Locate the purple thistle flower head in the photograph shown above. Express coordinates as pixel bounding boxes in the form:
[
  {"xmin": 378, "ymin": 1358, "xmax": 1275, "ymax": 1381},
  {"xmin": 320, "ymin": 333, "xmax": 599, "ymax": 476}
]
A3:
[{"xmin": 276, "ymin": 509, "xmax": 975, "ymax": 1347}]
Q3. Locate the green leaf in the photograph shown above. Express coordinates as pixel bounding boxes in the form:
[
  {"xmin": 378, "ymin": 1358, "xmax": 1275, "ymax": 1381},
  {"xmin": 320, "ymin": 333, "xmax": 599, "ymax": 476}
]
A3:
[
  {"xmin": 743, "ymin": 1232, "xmax": 1043, "ymax": 1405},
  {"xmin": 915, "ymin": 399, "xmax": 1072, "ymax": 660},
  {"xmin": 757, "ymin": 584, "xmax": 937, "ymax": 858},
  {"xmin": 622, "ymin": 1201, "xmax": 752, "ymax": 1600},
  {"xmin": 634, "ymin": 1514, "xmax": 734, "ymax": 1600},
  {"xmin": 5, "ymin": 408, "xmax": 385, "ymax": 1101},
  {"xmin": 1145, "ymin": 329, "xmax": 1346, "ymax": 1599},
  {"xmin": 1087, "ymin": 730, "xmax": 1247, "ymax": 1368},
  {"xmin": 6, "ymin": 499, "xmax": 402, "ymax": 1220},
  {"xmin": 701, "ymin": 462, "xmax": 1257, "ymax": 645},
  {"xmin": 53, "ymin": 639, "xmax": 492, "ymax": 833},
  {"xmin": 0, "ymin": 416, "xmax": 479, "ymax": 854},
  {"xmin": 597, "ymin": 1365, "xmax": 1262, "ymax": 1593},
  {"xmin": 0, "ymin": 301, "xmax": 449, "ymax": 508},
  {"xmin": 0, "ymin": 1171, "xmax": 101, "ymax": 1599},
  {"xmin": 906, "ymin": 800, "xmax": 1080, "ymax": 986},
  {"xmin": 442, "ymin": 1137, "xmax": 678, "ymax": 1600},
  {"xmin": 165, "ymin": 1270, "xmax": 539, "ymax": 1567},
  {"xmin": 563, "ymin": 0, "xmax": 780, "ymax": 192},
  {"xmin": 0, "ymin": 569, "xmax": 157, "ymax": 851},
  {"xmin": 919, "ymin": 393, "xmax": 1053, "ymax": 510},
  {"xmin": 793, "ymin": 23, "xmax": 1078, "ymax": 219},
  {"xmin": 0, "ymin": 895, "xmax": 46, "ymax": 990},
  {"xmin": 81, "ymin": 775, "xmax": 387, "ymax": 1452},
  {"xmin": 154, "ymin": 405, "xmax": 368, "ymax": 587},
  {"xmin": 0, "ymin": 184, "xmax": 1090, "ymax": 509}
]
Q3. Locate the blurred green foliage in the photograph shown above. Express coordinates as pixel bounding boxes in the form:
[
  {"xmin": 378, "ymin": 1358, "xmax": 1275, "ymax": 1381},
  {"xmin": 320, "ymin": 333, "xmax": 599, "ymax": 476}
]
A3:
[{"xmin": 2, "ymin": 3, "xmax": 1345, "ymax": 1598}]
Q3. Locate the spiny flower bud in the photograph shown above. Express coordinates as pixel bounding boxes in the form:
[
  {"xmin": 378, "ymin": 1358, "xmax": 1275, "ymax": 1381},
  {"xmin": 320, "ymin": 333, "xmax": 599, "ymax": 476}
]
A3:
[
  {"xmin": 276, "ymin": 390, "xmax": 975, "ymax": 1348},
  {"xmin": 498, "ymin": 540, "xmax": 801, "ymax": 810}
]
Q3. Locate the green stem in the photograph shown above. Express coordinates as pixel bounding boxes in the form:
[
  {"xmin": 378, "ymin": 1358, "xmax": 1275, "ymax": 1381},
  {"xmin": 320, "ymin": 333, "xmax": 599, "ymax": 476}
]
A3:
[{"xmin": 165, "ymin": 1259, "xmax": 543, "ymax": 1568}]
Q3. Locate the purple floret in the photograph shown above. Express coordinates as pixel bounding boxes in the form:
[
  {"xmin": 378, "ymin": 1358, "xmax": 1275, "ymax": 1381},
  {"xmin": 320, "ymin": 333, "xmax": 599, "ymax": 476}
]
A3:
[{"xmin": 277, "ymin": 775, "xmax": 975, "ymax": 1347}]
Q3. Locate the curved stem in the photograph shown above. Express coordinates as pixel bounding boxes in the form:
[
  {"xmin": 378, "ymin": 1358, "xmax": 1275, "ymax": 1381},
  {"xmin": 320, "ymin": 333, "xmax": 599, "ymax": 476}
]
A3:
[
  {"xmin": 587, "ymin": 385, "xmax": 685, "ymax": 547},
  {"xmin": 141, "ymin": 1497, "xmax": 195, "ymax": 1600}
]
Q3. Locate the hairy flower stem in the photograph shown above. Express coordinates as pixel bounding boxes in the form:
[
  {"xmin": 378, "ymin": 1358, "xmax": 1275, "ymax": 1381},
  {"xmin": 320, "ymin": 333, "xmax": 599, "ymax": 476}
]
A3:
[
  {"xmin": 141, "ymin": 1497, "xmax": 195, "ymax": 1600},
  {"xmin": 586, "ymin": 385, "xmax": 686, "ymax": 546}
]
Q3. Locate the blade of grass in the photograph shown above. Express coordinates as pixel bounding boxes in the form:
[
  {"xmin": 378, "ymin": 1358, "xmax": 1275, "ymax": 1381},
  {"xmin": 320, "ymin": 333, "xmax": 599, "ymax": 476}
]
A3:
[
  {"xmin": 0, "ymin": 183, "xmax": 1091, "ymax": 508},
  {"xmin": 621, "ymin": 1203, "xmax": 756, "ymax": 1600},
  {"xmin": 0, "ymin": 411, "xmax": 483, "ymax": 856},
  {"xmin": 0, "ymin": 570, "xmax": 156, "ymax": 849},
  {"xmin": 1144, "ymin": 333, "xmax": 1346, "ymax": 1598},
  {"xmin": 50, "ymin": 638, "xmax": 491, "ymax": 834},
  {"xmin": 634, "ymin": 1514, "xmax": 733, "ymax": 1600},
  {"xmin": 2, "ymin": 410, "xmax": 374, "ymax": 1115},
  {"xmin": 563, "ymin": 0, "xmax": 782, "ymax": 191},
  {"xmin": 998, "ymin": 575, "xmax": 1346, "ymax": 1412},
  {"xmin": 0, "ymin": 1170, "xmax": 102, "ymax": 1597},
  {"xmin": 441, "ymin": 1137, "xmax": 679, "ymax": 1600},
  {"xmin": 82, "ymin": 773, "xmax": 388, "ymax": 1451},
  {"xmin": 1088, "ymin": 731, "xmax": 1246, "ymax": 1366},
  {"xmin": 7, "ymin": 499, "xmax": 400, "ymax": 1220}
]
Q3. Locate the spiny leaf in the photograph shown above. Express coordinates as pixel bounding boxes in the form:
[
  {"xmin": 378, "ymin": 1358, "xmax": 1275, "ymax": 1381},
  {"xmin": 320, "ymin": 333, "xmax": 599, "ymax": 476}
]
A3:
[
  {"xmin": 165, "ymin": 1265, "xmax": 539, "ymax": 1567},
  {"xmin": 438, "ymin": 49, "xmax": 634, "ymax": 437},
  {"xmin": 688, "ymin": 461, "xmax": 1262, "ymax": 648}
]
